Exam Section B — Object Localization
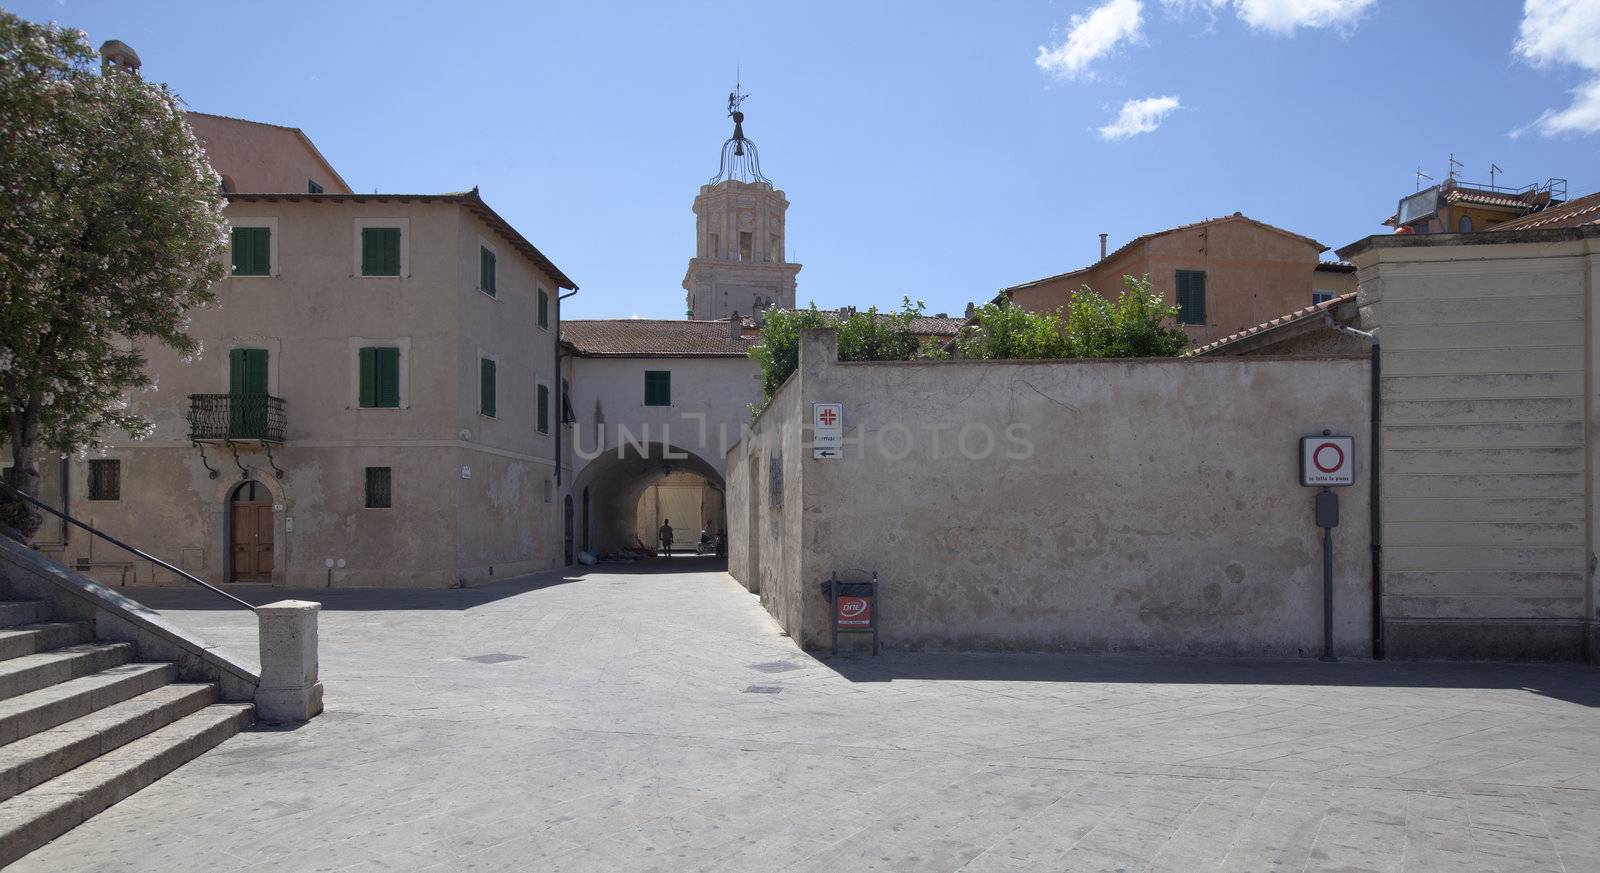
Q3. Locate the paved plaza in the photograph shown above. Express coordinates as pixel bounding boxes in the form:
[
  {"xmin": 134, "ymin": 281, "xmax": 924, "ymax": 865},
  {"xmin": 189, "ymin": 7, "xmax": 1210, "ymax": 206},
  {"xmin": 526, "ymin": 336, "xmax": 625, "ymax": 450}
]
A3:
[{"xmin": 14, "ymin": 558, "xmax": 1600, "ymax": 872}]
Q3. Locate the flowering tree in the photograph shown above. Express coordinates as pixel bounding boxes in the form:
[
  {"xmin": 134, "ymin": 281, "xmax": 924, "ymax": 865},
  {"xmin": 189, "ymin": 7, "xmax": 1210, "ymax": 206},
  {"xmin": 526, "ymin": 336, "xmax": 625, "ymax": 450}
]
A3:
[{"xmin": 0, "ymin": 12, "xmax": 227, "ymax": 539}]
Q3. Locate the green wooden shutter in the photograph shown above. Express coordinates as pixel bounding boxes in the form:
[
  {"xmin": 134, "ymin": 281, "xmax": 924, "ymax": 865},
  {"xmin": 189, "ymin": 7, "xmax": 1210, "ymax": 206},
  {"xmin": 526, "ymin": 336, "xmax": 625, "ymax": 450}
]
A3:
[
  {"xmin": 1176, "ymin": 270, "xmax": 1206, "ymax": 325},
  {"xmin": 361, "ymin": 229, "xmax": 378, "ymax": 275},
  {"xmin": 644, "ymin": 371, "xmax": 670, "ymax": 406},
  {"xmin": 362, "ymin": 228, "xmax": 401, "ymax": 276},
  {"xmin": 229, "ymin": 348, "xmax": 247, "ymax": 394},
  {"xmin": 376, "ymin": 347, "xmax": 400, "ymax": 407},
  {"xmin": 383, "ymin": 228, "xmax": 400, "ymax": 274},
  {"xmin": 538, "ymin": 290, "xmax": 549, "ymax": 328},
  {"xmin": 538, "ymin": 384, "xmax": 550, "ymax": 433},
  {"xmin": 358, "ymin": 347, "xmax": 376, "ymax": 407},
  {"xmin": 480, "ymin": 247, "xmax": 496, "ymax": 296},
  {"xmin": 252, "ymin": 227, "xmax": 270, "ymax": 275},
  {"xmin": 480, "ymin": 358, "xmax": 496, "ymax": 416}
]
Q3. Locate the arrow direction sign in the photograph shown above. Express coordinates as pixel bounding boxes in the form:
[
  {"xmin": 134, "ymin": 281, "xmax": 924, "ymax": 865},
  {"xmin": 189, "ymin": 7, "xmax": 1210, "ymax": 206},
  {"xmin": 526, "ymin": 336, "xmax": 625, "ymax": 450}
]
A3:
[{"xmin": 812, "ymin": 448, "xmax": 841, "ymax": 460}]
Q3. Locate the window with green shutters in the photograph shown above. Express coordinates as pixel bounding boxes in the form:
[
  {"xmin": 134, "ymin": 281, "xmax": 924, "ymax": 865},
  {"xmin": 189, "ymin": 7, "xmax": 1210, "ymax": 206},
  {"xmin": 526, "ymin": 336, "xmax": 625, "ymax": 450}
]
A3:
[
  {"xmin": 644, "ymin": 370, "xmax": 671, "ymax": 407},
  {"xmin": 231, "ymin": 227, "xmax": 271, "ymax": 276},
  {"xmin": 480, "ymin": 358, "xmax": 497, "ymax": 417},
  {"xmin": 361, "ymin": 227, "xmax": 401, "ymax": 276},
  {"xmin": 537, "ymin": 289, "xmax": 549, "ymax": 329},
  {"xmin": 537, "ymin": 384, "xmax": 550, "ymax": 434},
  {"xmin": 88, "ymin": 459, "xmax": 120, "ymax": 501},
  {"xmin": 561, "ymin": 378, "xmax": 575, "ymax": 424},
  {"xmin": 358, "ymin": 347, "xmax": 401, "ymax": 408},
  {"xmin": 479, "ymin": 246, "xmax": 497, "ymax": 296},
  {"xmin": 1175, "ymin": 270, "xmax": 1207, "ymax": 325}
]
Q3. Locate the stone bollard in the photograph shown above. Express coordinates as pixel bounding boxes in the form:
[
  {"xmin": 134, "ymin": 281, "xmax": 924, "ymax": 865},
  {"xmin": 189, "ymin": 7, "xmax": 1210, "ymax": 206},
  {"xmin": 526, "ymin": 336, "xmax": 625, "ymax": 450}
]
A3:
[{"xmin": 256, "ymin": 600, "xmax": 325, "ymax": 723}]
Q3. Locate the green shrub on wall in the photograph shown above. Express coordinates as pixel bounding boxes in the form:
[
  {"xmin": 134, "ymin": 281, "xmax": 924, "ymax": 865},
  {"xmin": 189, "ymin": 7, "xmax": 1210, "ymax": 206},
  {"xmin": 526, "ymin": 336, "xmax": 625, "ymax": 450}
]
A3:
[
  {"xmin": 958, "ymin": 275, "xmax": 1188, "ymax": 360},
  {"xmin": 748, "ymin": 298, "xmax": 939, "ymax": 419}
]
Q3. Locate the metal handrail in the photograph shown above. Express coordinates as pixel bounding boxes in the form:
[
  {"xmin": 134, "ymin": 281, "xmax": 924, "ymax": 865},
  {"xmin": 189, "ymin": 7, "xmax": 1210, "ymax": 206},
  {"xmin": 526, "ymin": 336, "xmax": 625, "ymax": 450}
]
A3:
[{"xmin": 0, "ymin": 479, "xmax": 257, "ymax": 612}]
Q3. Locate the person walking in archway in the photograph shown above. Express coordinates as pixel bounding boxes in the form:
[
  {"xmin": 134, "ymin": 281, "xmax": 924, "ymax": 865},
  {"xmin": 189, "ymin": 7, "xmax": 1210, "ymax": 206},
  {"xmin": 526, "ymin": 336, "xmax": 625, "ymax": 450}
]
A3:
[{"xmin": 658, "ymin": 518, "xmax": 674, "ymax": 558}]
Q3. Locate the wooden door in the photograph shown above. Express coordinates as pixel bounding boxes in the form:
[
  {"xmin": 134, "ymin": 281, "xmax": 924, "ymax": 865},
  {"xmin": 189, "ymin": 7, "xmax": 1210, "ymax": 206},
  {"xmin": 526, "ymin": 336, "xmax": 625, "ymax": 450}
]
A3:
[{"xmin": 230, "ymin": 503, "xmax": 273, "ymax": 581}]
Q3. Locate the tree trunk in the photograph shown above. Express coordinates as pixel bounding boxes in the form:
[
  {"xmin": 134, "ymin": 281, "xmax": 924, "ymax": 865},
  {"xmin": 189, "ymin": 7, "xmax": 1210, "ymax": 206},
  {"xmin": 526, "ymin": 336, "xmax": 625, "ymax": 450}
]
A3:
[{"xmin": 1, "ymin": 409, "xmax": 44, "ymax": 542}]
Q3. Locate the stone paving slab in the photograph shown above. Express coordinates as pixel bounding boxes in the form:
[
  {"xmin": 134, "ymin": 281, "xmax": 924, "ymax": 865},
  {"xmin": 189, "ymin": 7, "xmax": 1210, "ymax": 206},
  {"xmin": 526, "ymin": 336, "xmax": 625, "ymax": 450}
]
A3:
[{"xmin": 12, "ymin": 558, "xmax": 1600, "ymax": 872}]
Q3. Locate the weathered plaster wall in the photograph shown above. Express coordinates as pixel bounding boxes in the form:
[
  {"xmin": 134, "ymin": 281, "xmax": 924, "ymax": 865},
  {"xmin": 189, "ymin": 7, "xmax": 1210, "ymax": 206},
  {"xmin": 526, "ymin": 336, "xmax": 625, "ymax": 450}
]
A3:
[
  {"xmin": 35, "ymin": 198, "xmax": 565, "ymax": 588},
  {"xmin": 732, "ymin": 330, "xmax": 1374, "ymax": 656},
  {"xmin": 1346, "ymin": 233, "xmax": 1600, "ymax": 660}
]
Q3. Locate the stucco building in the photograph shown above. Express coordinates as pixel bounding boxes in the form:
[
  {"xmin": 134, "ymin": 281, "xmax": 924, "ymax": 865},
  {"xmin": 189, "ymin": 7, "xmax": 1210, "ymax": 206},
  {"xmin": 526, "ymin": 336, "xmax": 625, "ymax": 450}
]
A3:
[
  {"xmin": 1000, "ymin": 214, "xmax": 1357, "ymax": 346},
  {"xmin": 22, "ymin": 118, "xmax": 578, "ymax": 588},
  {"xmin": 184, "ymin": 111, "xmax": 351, "ymax": 195}
]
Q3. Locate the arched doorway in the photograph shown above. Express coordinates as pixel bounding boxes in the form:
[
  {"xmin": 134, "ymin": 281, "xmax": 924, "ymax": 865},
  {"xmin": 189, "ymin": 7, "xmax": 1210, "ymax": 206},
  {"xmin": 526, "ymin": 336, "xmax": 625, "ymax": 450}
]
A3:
[
  {"xmin": 228, "ymin": 480, "xmax": 273, "ymax": 582},
  {"xmin": 571, "ymin": 443, "xmax": 726, "ymax": 559}
]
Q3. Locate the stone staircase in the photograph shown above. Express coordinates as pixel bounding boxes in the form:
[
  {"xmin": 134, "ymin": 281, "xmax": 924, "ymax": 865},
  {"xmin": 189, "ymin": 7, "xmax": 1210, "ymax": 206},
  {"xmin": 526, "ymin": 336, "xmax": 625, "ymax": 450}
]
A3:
[{"xmin": 0, "ymin": 595, "xmax": 253, "ymax": 867}]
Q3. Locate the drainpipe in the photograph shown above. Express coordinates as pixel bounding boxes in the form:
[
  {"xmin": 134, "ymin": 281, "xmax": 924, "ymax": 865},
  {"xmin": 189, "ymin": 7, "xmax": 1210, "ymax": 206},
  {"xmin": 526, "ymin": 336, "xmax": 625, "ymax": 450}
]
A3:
[
  {"xmin": 1327, "ymin": 316, "xmax": 1383, "ymax": 659},
  {"xmin": 556, "ymin": 287, "xmax": 580, "ymax": 486}
]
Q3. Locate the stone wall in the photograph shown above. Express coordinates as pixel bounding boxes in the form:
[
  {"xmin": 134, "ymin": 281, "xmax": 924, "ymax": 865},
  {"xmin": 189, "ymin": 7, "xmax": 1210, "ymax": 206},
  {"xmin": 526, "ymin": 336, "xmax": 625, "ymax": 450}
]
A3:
[{"xmin": 728, "ymin": 330, "xmax": 1374, "ymax": 657}]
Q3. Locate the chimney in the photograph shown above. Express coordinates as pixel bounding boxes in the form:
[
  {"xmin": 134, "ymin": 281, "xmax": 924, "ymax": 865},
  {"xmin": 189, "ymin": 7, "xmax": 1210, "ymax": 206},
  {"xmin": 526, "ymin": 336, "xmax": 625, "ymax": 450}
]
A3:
[
  {"xmin": 728, "ymin": 312, "xmax": 741, "ymax": 339},
  {"xmin": 964, "ymin": 302, "xmax": 976, "ymax": 319},
  {"xmin": 98, "ymin": 40, "xmax": 141, "ymax": 75},
  {"xmin": 1098, "ymin": 233, "xmax": 1108, "ymax": 260}
]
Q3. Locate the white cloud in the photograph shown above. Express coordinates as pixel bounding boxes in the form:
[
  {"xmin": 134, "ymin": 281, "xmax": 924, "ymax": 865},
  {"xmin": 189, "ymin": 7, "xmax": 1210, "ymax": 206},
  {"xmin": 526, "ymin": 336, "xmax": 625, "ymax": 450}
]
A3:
[
  {"xmin": 1099, "ymin": 95, "xmax": 1181, "ymax": 139},
  {"xmin": 1162, "ymin": 0, "xmax": 1374, "ymax": 35},
  {"xmin": 1036, "ymin": 0, "xmax": 1145, "ymax": 80},
  {"xmin": 1513, "ymin": 0, "xmax": 1600, "ymax": 136}
]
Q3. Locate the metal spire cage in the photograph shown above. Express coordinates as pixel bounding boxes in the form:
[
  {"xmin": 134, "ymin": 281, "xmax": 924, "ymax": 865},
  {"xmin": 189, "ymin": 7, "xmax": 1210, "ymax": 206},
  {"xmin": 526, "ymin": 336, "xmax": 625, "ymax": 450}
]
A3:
[{"xmin": 710, "ymin": 110, "xmax": 769, "ymax": 185}]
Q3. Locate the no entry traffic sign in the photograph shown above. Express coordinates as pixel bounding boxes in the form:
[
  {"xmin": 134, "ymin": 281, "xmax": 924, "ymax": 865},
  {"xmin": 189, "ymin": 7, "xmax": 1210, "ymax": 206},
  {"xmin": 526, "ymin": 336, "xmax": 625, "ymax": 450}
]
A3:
[{"xmin": 1300, "ymin": 435, "xmax": 1354, "ymax": 486}]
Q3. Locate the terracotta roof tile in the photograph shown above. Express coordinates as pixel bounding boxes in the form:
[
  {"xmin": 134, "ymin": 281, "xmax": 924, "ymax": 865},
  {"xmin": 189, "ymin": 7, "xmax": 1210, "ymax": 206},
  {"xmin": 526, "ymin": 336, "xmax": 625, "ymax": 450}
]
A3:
[
  {"xmin": 1186, "ymin": 292, "xmax": 1357, "ymax": 356},
  {"xmin": 563, "ymin": 319, "xmax": 755, "ymax": 358},
  {"xmin": 1487, "ymin": 191, "xmax": 1600, "ymax": 232}
]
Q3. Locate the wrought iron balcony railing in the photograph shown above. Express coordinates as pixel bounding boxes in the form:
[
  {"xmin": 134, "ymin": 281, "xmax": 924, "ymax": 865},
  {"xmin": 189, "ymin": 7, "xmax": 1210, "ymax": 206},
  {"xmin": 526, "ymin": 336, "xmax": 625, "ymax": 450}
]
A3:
[{"xmin": 188, "ymin": 393, "xmax": 286, "ymax": 443}]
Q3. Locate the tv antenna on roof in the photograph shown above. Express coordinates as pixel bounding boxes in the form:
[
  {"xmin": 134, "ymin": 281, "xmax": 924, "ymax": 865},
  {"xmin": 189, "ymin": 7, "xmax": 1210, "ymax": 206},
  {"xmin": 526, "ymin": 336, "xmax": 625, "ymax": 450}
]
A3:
[
  {"xmin": 1415, "ymin": 167, "xmax": 1433, "ymax": 191},
  {"xmin": 1447, "ymin": 153, "xmax": 1463, "ymax": 183},
  {"xmin": 1489, "ymin": 162, "xmax": 1503, "ymax": 189}
]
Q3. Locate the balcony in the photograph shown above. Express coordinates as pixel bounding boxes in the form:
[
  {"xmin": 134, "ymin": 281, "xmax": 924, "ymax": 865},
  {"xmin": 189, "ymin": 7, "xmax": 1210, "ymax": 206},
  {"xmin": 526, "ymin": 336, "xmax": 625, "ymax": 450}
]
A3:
[{"xmin": 188, "ymin": 393, "xmax": 286, "ymax": 443}]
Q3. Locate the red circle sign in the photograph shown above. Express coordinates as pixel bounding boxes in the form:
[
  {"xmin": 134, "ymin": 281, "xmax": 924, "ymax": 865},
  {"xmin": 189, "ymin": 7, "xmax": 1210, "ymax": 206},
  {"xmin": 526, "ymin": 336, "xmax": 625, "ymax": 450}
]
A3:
[{"xmin": 1313, "ymin": 442, "xmax": 1344, "ymax": 474}]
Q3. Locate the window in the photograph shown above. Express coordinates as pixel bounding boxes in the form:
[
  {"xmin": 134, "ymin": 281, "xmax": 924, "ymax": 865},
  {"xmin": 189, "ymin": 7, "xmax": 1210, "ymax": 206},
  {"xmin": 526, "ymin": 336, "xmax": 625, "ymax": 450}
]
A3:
[
  {"xmin": 708, "ymin": 233, "xmax": 719, "ymax": 258},
  {"xmin": 561, "ymin": 378, "xmax": 575, "ymax": 424},
  {"xmin": 479, "ymin": 246, "xmax": 497, "ymax": 297},
  {"xmin": 1312, "ymin": 290, "xmax": 1334, "ymax": 305},
  {"xmin": 358, "ymin": 347, "xmax": 401, "ymax": 408},
  {"xmin": 739, "ymin": 232, "xmax": 753, "ymax": 262},
  {"xmin": 537, "ymin": 384, "xmax": 550, "ymax": 434},
  {"xmin": 537, "ymin": 289, "xmax": 550, "ymax": 330},
  {"xmin": 480, "ymin": 358, "xmax": 497, "ymax": 417},
  {"xmin": 307, "ymin": 179, "xmax": 324, "ymax": 194},
  {"xmin": 1458, "ymin": 215, "xmax": 1473, "ymax": 233},
  {"xmin": 231, "ymin": 227, "xmax": 271, "ymax": 276},
  {"xmin": 1175, "ymin": 270, "xmax": 1206, "ymax": 325},
  {"xmin": 644, "ymin": 370, "xmax": 671, "ymax": 407},
  {"xmin": 361, "ymin": 227, "xmax": 401, "ymax": 276},
  {"xmin": 88, "ymin": 459, "xmax": 120, "ymax": 501},
  {"xmin": 364, "ymin": 466, "xmax": 392, "ymax": 508}
]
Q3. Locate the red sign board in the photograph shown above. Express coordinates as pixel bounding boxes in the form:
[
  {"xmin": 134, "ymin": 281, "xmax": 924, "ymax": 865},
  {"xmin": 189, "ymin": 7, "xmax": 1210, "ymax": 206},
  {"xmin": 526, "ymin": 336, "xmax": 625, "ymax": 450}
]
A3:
[{"xmin": 835, "ymin": 595, "xmax": 872, "ymax": 628}]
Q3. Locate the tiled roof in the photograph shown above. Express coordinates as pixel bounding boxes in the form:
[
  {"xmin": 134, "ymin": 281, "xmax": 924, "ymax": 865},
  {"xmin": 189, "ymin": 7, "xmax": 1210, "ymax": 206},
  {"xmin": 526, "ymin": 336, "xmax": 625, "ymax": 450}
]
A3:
[
  {"xmin": 224, "ymin": 189, "xmax": 576, "ymax": 289},
  {"xmin": 563, "ymin": 320, "xmax": 755, "ymax": 358},
  {"xmin": 1314, "ymin": 261, "xmax": 1356, "ymax": 273},
  {"xmin": 1444, "ymin": 188, "xmax": 1533, "ymax": 210},
  {"xmin": 738, "ymin": 310, "xmax": 966, "ymax": 337},
  {"xmin": 1186, "ymin": 292, "xmax": 1358, "ymax": 356},
  {"xmin": 1000, "ymin": 213, "xmax": 1327, "ymax": 294},
  {"xmin": 1486, "ymin": 191, "xmax": 1600, "ymax": 232}
]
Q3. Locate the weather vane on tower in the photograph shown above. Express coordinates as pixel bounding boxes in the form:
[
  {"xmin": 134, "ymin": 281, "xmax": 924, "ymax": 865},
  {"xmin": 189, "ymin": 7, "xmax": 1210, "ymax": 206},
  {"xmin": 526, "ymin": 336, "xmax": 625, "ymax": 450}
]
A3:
[{"xmin": 728, "ymin": 66, "xmax": 748, "ymax": 118}]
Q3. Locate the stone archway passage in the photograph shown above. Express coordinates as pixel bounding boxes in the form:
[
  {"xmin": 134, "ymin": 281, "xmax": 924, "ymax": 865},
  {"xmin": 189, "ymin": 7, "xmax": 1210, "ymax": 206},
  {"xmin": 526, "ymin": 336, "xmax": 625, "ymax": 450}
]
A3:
[{"xmin": 571, "ymin": 443, "xmax": 725, "ymax": 557}]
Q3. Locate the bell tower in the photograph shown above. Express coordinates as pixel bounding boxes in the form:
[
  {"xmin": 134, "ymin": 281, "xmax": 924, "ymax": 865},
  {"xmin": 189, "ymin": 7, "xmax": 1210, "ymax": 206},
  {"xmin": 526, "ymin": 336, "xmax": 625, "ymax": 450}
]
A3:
[{"xmin": 682, "ymin": 87, "xmax": 800, "ymax": 321}]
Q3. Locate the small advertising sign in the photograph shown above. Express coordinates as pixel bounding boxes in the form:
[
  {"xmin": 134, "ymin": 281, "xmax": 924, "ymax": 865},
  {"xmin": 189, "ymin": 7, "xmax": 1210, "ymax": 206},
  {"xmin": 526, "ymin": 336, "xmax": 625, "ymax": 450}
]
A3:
[
  {"xmin": 835, "ymin": 595, "xmax": 872, "ymax": 628},
  {"xmin": 1300, "ymin": 436, "xmax": 1354, "ymax": 487}
]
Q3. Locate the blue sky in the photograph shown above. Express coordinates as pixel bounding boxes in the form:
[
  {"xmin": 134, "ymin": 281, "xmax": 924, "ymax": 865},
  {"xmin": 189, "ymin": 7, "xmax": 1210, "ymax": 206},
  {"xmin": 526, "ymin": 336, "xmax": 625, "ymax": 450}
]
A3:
[{"xmin": 16, "ymin": 0, "xmax": 1600, "ymax": 319}]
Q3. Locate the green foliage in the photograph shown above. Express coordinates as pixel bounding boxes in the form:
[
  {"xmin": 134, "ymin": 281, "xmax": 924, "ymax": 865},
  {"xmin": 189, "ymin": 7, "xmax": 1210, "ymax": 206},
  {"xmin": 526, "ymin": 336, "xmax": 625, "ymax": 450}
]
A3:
[
  {"xmin": 0, "ymin": 11, "xmax": 228, "ymax": 535},
  {"xmin": 747, "ymin": 298, "xmax": 931, "ymax": 419},
  {"xmin": 957, "ymin": 275, "xmax": 1188, "ymax": 360}
]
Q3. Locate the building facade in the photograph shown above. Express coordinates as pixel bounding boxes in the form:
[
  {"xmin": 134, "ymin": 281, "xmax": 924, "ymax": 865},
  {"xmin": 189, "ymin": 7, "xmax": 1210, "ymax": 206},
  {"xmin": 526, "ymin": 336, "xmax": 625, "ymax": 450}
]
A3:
[
  {"xmin": 29, "ymin": 184, "xmax": 577, "ymax": 588},
  {"xmin": 1001, "ymin": 214, "xmax": 1354, "ymax": 346}
]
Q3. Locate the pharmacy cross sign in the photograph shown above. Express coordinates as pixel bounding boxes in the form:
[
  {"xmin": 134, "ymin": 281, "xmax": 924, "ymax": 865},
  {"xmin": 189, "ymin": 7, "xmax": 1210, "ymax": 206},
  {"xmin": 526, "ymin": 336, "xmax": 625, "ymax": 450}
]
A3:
[{"xmin": 818, "ymin": 408, "xmax": 838, "ymax": 427}]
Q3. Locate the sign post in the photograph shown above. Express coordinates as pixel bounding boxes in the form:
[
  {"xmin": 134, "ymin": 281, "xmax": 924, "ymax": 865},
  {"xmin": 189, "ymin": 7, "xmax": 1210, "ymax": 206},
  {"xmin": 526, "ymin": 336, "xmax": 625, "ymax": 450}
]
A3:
[{"xmin": 1300, "ymin": 431, "xmax": 1354, "ymax": 662}]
